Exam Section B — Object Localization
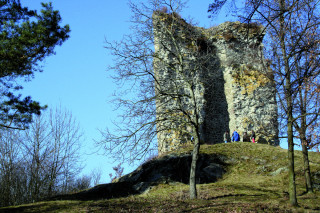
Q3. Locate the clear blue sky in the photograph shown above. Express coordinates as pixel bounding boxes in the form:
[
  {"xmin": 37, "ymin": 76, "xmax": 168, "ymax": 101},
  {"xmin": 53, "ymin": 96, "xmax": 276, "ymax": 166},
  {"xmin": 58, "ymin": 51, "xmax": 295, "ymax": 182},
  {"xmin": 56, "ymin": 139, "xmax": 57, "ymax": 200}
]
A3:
[{"xmin": 19, "ymin": 0, "xmax": 223, "ymax": 184}]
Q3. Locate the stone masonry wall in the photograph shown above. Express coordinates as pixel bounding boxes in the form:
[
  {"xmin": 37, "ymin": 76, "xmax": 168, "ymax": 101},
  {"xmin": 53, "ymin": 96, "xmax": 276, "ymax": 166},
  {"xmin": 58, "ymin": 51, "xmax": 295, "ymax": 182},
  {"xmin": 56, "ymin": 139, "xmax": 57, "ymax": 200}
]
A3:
[{"xmin": 153, "ymin": 12, "xmax": 279, "ymax": 155}]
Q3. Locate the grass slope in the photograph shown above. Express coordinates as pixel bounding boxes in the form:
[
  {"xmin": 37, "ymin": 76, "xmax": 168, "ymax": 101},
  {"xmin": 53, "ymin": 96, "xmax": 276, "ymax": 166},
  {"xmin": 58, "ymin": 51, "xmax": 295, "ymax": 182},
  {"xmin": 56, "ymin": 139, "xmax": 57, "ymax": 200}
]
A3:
[{"xmin": 1, "ymin": 143, "xmax": 319, "ymax": 212}]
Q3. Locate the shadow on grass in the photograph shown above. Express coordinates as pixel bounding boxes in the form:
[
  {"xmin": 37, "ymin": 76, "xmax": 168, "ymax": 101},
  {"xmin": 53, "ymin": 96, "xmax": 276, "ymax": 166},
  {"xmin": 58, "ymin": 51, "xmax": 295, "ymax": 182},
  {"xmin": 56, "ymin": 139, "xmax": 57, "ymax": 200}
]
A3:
[
  {"xmin": 0, "ymin": 201, "xmax": 82, "ymax": 213},
  {"xmin": 226, "ymin": 183, "xmax": 283, "ymax": 198},
  {"xmin": 182, "ymin": 201, "xmax": 285, "ymax": 213},
  {"xmin": 206, "ymin": 193, "xmax": 264, "ymax": 200}
]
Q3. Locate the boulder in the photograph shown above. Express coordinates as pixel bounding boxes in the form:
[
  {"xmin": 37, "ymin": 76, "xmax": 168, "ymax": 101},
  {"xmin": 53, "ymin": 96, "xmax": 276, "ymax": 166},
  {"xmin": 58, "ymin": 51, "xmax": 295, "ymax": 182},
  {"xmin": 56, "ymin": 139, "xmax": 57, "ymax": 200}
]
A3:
[{"xmin": 118, "ymin": 153, "xmax": 228, "ymax": 190}]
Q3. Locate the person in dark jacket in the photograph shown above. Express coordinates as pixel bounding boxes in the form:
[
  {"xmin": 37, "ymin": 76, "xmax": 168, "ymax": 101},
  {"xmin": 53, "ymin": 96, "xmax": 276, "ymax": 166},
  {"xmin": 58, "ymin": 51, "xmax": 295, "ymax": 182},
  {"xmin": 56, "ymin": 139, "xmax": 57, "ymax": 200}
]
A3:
[
  {"xmin": 242, "ymin": 131, "xmax": 250, "ymax": 142},
  {"xmin": 223, "ymin": 131, "xmax": 229, "ymax": 143},
  {"xmin": 231, "ymin": 130, "xmax": 240, "ymax": 142}
]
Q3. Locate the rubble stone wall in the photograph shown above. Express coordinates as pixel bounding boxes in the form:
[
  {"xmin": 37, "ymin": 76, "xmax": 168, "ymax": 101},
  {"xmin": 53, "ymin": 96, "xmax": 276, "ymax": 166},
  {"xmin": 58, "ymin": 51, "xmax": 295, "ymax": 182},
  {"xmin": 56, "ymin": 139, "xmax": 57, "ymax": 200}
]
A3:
[{"xmin": 153, "ymin": 12, "xmax": 279, "ymax": 155}]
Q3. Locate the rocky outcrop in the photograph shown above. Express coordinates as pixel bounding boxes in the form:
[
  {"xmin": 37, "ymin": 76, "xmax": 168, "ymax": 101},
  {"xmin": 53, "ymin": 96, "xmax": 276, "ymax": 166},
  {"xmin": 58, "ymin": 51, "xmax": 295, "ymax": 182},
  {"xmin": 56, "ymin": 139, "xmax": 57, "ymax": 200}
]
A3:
[
  {"xmin": 50, "ymin": 152, "xmax": 230, "ymax": 201},
  {"xmin": 50, "ymin": 181, "xmax": 137, "ymax": 201},
  {"xmin": 116, "ymin": 152, "xmax": 228, "ymax": 193}
]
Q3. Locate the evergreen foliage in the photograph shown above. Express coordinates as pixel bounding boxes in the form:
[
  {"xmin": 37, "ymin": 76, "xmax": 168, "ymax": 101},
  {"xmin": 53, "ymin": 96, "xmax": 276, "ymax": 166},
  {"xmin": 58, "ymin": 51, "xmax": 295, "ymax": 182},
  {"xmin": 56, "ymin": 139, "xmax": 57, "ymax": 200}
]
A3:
[{"xmin": 0, "ymin": 0, "xmax": 70, "ymax": 129}]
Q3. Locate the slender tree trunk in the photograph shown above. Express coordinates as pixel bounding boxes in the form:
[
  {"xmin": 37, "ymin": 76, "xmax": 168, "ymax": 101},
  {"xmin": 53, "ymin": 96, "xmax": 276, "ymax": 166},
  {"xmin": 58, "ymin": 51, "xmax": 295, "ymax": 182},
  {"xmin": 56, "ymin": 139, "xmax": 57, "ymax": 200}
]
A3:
[
  {"xmin": 189, "ymin": 136, "xmax": 200, "ymax": 199},
  {"xmin": 287, "ymin": 121, "xmax": 297, "ymax": 206},
  {"xmin": 299, "ymin": 79, "xmax": 313, "ymax": 193},
  {"xmin": 48, "ymin": 166, "xmax": 57, "ymax": 197},
  {"xmin": 279, "ymin": 0, "xmax": 297, "ymax": 206},
  {"xmin": 301, "ymin": 137, "xmax": 313, "ymax": 193}
]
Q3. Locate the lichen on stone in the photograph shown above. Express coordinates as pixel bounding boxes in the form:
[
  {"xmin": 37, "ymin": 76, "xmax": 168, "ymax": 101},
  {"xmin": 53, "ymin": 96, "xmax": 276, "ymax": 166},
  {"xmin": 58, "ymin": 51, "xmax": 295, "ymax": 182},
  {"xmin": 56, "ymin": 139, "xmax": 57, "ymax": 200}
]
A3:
[{"xmin": 232, "ymin": 64, "xmax": 271, "ymax": 95}]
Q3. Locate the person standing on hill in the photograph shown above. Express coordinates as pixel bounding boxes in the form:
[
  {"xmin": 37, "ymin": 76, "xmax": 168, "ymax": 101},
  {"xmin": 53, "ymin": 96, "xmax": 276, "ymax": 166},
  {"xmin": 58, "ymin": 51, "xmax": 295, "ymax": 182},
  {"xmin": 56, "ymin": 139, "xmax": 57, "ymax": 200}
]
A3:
[
  {"xmin": 231, "ymin": 130, "xmax": 240, "ymax": 142},
  {"xmin": 223, "ymin": 131, "xmax": 229, "ymax": 143},
  {"xmin": 243, "ymin": 131, "xmax": 250, "ymax": 142},
  {"xmin": 251, "ymin": 130, "xmax": 256, "ymax": 143}
]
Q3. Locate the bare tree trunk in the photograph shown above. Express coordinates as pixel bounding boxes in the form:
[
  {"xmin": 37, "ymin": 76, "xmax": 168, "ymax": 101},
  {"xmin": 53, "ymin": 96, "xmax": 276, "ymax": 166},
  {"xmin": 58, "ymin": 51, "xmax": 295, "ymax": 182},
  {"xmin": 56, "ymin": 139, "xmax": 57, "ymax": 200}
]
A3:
[
  {"xmin": 301, "ymin": 137, "xmax": 313, "ymax": 193},
  {"xmin": 299, "ymin": 78, "xmax": 313, "ymax": 194},
  {"xmin": 279, "ymin": 0, "xmax": 297, "ymax": 206},
  {"xmin": 287, "ymin": 122, "xmax": 297, "ymax": 206},
  {"xmin": 189, "ymin": 137, "xmax": 200, "ymax": 199}
]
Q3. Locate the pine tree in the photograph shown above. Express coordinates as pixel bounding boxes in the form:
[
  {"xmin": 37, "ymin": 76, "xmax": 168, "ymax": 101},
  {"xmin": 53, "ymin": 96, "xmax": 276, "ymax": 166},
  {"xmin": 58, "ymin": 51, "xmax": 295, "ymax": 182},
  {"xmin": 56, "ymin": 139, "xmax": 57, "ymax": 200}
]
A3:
[{"xmin": 0, "ymin": 0, "xmax": 70, "ymax": 129}]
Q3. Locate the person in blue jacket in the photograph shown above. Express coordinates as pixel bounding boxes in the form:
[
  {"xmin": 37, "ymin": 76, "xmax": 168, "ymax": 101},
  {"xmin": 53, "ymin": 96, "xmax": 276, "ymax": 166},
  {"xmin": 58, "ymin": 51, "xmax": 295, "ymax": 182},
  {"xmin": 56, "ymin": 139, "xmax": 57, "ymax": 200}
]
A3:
[{"xmin": 231, "ymin": 130, "xmax": 240, "ymax": 142}]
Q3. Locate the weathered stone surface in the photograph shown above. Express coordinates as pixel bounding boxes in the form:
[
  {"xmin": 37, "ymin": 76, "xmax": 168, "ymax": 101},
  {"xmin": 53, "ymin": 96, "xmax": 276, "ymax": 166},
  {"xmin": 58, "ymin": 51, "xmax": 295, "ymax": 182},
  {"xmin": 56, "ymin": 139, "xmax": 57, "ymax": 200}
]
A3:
[
  {"xmin": 270, "ymin": 167, "xmax": 288, "ymax": 176},
  {"xmin": 118, "ymin": 153, "xmax": 228, "ymax": 190},
  {"xmin": 153, "ymin": 12, "xmax": 279, "ymax": 155}
]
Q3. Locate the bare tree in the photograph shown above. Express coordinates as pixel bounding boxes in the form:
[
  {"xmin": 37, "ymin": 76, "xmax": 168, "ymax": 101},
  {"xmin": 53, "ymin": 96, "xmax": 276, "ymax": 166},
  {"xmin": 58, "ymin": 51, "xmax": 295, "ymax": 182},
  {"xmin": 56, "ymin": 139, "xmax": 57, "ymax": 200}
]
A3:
[
  {"xmin": 71, "ymin": 175, "xmax": 91, "ymax": 192},
  {"xmin": 0, "ymin": 129, "xmax": 27, "ymax": 206},
  {"xmin": 0, "ymin": 106, "xmax": 84, "ymax": 206},
  {"xmin": 208, "ymin": 0, "xmax": 320, "ymax": 206},
  {"xmin": 23, "ymin": 112, "xmax": 51, "ymax": 202},
  {"xmin": 109, "ymin": 163, "xmax": 124, "ymax": 183},
  {"xmin": 46, "ymin": 106, "xmax": 83, "ymax": 196},
  {"xmin": 102, "ymin": 0, "xmax": 215, "ymax": 198},
  {"xmin": 23, "ymin": 106, "xmax": 83, "ymax": 198},
  {"xmin": 91, "ymin": 168, "xmax": 102, "ymax": 186},
  {"xmin": 292, "ymin": 52, "xmax": 320, "ymax": 193}
]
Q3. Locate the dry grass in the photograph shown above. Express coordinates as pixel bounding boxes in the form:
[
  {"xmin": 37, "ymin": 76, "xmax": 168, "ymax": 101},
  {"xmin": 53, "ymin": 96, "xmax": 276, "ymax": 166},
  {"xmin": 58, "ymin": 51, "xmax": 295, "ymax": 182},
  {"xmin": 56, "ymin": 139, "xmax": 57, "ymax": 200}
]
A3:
[{"xmin": 1, "ymin": 143, "xmax": 319, "ymax": 212}]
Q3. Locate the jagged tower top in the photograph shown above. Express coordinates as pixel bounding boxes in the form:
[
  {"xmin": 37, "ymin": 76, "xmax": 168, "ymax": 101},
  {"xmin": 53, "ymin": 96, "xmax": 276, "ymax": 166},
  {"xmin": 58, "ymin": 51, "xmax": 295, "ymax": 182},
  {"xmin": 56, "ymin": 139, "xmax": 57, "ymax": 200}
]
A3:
[{"xmin": 153, "ymin": 11, "xmax": 279, "ymax": 155}]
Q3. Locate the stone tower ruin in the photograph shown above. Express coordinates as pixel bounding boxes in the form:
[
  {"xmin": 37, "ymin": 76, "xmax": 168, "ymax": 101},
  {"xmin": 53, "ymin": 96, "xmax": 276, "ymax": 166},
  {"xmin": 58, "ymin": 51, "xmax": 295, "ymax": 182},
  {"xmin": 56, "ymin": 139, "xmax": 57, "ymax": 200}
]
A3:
[{"xmin": 153, "ymin": 12, "xmax": 279, "ymax": 155}]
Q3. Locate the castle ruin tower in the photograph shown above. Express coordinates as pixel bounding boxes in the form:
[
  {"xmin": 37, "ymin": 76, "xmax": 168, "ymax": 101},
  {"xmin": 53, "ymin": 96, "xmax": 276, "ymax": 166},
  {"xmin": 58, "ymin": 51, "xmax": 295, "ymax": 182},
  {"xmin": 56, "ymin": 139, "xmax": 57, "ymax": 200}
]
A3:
[{"xmin": 153, "ymin": 12, "xmax": 279, "ymax": 155}]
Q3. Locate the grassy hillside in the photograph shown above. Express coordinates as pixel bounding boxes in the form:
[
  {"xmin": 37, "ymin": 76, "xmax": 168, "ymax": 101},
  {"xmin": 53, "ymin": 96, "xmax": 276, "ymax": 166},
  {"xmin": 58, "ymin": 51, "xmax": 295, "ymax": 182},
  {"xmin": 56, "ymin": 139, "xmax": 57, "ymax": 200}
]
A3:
[{"xmin": 1, "ymin": 142, "xmax": 319, "ymax": 212}]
